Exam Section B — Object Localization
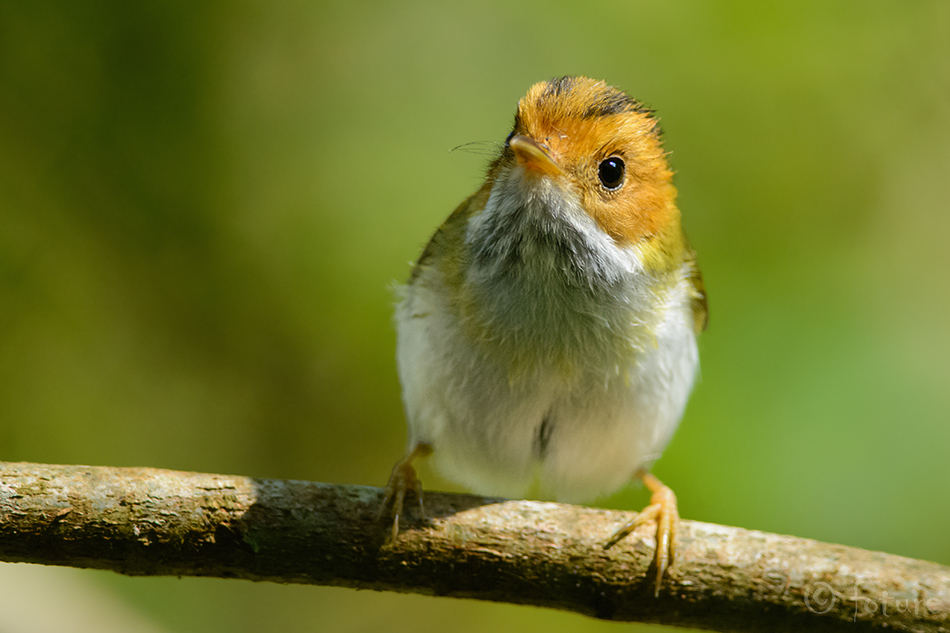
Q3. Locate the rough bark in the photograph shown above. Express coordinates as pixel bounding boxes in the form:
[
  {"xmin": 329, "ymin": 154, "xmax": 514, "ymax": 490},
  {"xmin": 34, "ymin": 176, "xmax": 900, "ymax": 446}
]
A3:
[{"xmin": 0, "ymin": 461, "xmax": 947, "ymax": 632}]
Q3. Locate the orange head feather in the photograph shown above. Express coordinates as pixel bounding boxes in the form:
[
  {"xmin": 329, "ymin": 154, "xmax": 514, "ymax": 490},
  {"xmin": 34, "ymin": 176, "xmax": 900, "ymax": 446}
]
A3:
[{"xmin": 488, "ymin": 76, "xmax": 682, "ymax": 267}]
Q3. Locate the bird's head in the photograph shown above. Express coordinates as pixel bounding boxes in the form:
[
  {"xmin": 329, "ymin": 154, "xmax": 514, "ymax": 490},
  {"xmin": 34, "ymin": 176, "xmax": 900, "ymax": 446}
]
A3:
[{"xmin": 485, "ymin": 76, "xmax": 685, "ymax": 272}]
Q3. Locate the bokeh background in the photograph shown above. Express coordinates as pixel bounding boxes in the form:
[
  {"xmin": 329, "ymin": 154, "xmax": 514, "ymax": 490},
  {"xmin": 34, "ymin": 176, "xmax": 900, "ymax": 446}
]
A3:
[{"xmin": 2, "ymin": 2, "xmax": 949, "ymax": 631}]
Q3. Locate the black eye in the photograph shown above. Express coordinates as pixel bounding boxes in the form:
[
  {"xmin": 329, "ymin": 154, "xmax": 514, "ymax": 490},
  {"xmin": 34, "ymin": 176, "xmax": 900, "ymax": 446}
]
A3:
[
  {"xmin": 598, "ymin": 156, "xmax": 625, "ymax": 190},
  {"xmin": 504, "ymin": 131, "xmax": 515, "ymax": 146}
]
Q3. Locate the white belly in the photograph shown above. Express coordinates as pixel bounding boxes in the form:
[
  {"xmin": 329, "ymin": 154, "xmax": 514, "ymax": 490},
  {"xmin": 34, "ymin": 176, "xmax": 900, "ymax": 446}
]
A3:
[{"xmin": 395, "ymin": 267, "xmax": 699, "ymax": 503}]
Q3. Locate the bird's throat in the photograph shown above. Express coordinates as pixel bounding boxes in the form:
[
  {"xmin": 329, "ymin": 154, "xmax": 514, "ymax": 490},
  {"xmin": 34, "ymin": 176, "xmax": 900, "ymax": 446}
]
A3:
[{"xmin": 459, "ymin": 181, "xmax": 664, "ymax": 380}]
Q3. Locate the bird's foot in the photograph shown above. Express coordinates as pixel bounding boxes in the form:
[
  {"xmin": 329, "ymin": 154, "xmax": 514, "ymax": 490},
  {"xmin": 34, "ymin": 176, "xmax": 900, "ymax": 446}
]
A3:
[
  {"xmin": 378, "ymin": 443, "xmax": 431, "ymax": 540},
  {"xmin": 604, "ymin": 470, "xmax": 679, "ymax": 597}
]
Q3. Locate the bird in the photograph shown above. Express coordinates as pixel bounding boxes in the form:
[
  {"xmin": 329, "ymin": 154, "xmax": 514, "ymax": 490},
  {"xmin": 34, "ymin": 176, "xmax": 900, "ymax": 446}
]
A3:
[{"xmin": 380, "ymin": 76, "xmax": 707, "ymax": 595}]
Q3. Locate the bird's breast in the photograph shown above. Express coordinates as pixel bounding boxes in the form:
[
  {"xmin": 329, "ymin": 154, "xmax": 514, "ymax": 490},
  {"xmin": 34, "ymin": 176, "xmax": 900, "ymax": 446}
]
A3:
[{"xmin": 459, "ymin": 184, "xmax": 672, "ymax": 381}]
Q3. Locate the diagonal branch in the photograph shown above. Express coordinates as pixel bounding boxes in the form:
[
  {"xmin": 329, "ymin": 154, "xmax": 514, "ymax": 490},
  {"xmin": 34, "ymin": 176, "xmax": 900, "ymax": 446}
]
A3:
[{"xmin": 0, "ymin": 461, "xmax": 947, "ymax": 632}]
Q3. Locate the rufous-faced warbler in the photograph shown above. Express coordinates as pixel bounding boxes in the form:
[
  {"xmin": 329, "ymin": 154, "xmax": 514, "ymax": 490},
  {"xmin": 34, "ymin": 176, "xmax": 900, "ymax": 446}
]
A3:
[{"xmin": 382, "ymin": 76, "xmax": 707, "ymax": 595}]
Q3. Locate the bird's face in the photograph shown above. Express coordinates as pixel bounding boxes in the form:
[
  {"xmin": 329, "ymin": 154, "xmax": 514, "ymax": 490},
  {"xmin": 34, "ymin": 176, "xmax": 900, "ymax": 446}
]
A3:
[{"xmin": 484, "ymin": 76, "xmax": 686, "ymax": 274}]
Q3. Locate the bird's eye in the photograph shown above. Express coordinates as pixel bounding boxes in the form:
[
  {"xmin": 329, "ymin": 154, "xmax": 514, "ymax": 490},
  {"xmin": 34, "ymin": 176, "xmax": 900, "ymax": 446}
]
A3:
[
  {"xmin": 598, "ymin": 156, "xmax": 625, "ymax": 190},
  {"xmin": 504, "ymin": 131, "xmax": 515, "ymax": 146}
]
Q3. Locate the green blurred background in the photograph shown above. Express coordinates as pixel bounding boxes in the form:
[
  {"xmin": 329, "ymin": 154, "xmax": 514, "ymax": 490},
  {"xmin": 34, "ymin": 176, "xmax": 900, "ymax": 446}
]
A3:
[{"xmin": 1, "ymin": 2, "xmax": 948, "ymax": 631}]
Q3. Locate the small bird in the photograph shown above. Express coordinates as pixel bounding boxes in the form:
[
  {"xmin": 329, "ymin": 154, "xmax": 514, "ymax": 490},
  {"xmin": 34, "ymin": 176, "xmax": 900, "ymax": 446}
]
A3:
[{"xmin": 382, "ymin": 76, "xmax": 707, "ymax": 594}]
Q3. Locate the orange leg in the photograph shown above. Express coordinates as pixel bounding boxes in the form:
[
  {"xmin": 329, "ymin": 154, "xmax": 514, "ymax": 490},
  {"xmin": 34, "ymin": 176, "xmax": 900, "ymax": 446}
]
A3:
[
  {"xmin": 378, "ymin": 443, "xmax": 432, "ymax": 540},
  {"xmin": 604, "ymin": 469, "xmax": 679, "ymax": 597}
]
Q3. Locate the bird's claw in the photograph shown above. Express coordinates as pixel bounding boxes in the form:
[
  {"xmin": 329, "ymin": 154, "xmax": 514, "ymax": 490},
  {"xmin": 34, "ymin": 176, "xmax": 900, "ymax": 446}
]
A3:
[
  {"xmin": 604, "ymin": 472, "xmax": 679, "ymax": 597},
  {"xmin": 378, "ymin": 443, "xmax": 431, "ymax": 540}
]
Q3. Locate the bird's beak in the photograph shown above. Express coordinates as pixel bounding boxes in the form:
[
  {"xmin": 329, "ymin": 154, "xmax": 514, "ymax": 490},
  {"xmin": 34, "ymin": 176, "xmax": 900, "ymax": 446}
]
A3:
[{"xmin": 509, "ymin": 135, "xmax": 563, "ymax": 176}]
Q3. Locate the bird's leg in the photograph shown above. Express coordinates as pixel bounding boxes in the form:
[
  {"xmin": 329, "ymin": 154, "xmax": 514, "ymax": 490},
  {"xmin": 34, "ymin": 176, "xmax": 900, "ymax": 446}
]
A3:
[
  {"xmin": 378, "ymin": 443, "xmax": 432, "ymax": 540},
  {"xmin": 604, "ymin": 468, "xmax": 679, "ymax": 596}
]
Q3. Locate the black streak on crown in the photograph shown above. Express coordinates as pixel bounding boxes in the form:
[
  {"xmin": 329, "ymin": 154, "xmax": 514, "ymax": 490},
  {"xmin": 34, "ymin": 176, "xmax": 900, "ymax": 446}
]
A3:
[{"xmin": 540, "ymin": 76, "xmax": 659, "ymax": 130}]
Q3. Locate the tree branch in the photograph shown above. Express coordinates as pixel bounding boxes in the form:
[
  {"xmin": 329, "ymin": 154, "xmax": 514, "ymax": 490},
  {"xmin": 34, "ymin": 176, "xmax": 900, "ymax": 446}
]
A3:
[{"xmin": 0, "ymin": 461, "xmax": 947, "ymax": 632}]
